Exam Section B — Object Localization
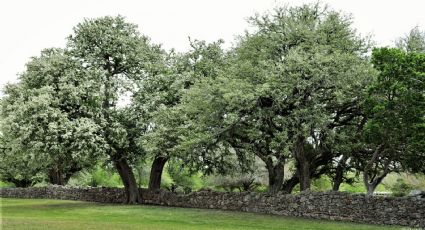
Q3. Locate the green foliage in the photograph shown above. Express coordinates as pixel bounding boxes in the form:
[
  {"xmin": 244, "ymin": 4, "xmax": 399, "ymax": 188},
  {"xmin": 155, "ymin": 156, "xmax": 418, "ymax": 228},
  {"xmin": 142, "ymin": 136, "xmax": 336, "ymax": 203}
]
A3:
[
  {"xmin": 382, "ymin": 173, "xmax": 425, "ymax": 195},
  {"xmin": 204, "ymin": 160, "xmax": 268, "ymax": 192},
  {"xmin": 133, "ymin": 159, "xmax": 151, "ymax": 188},
  {"xmin": 360, "ymin": 48, "xmax": 425, "ymax": 177},
  {"xmin": 0, "ymin": 181, "xmax": 15, "ymax": 188},
  {"xmin": 339, "ymin": 182, "xmax": 366, "ymax": 193},
  {"xmin": 1, "ymin": 4, "xmax": 424, "ymax": 197},
  {"xmin": 311, "ymin": 176, "xmax": 332, "ymax": 192},
  {"xmin": 206, "ymin": 174, "xmax": 263, "ymax": 192},
  {"xmin": 396, "ymin": 26, "xmax": 425, "ymax": 52},
  {"xmin": 160, "ymin": 169, "xmax": 174, "ymax": 189},
  {"xmin": 166, "ymin": 160, "xmax": 203, "ymax": 192},
  {"xmin": 0, "ymin": 48, "xmax": 105, "ymax": 185},
  {"xmin": 137, "ymin": 39, "xmax": 230, "ymax": 176},
  {"xmin": 66, "ymin": 16, "xmax": 168, "ymax": 203},
  {"xmin": 132, "ymin": 160, "xmax": 203, "ymax": 191},
  {"xmin": 390, "ymin": 178, "xmax": 413, "ymax": 197},
  {"xmin": 68, "ymin": 164, "xmax": 123, "ymax": 187},
  {"xmin": 173, "ymin": 3, "xmax": 374, "ymax": 193},
  {"xmin": 66, "ymin": 15, "xmax": 164, "ymax": 162}
]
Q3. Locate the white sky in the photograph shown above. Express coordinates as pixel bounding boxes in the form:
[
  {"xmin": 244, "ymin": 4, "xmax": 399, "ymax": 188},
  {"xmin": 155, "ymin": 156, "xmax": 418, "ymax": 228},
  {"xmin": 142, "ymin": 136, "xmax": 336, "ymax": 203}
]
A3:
[{"xmin": 1, "ymin": 0, "xmax": 424, "ymax": 95}]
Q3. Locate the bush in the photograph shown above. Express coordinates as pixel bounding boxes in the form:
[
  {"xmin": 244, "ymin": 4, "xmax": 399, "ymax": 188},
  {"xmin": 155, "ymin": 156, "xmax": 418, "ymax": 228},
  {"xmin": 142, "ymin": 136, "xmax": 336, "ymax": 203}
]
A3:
[
  {"xmin": 67, "ymin": 165, "xmax": 123, "ymax": 187},
  {"xmin": 165, "ymin": 161, "xmax": 203, "ymax": 193},
  {"xmin": 391, "ymin": 178, "xmax": 413, "ymax": 197},
  {"xmin": 0, "ymin": 181, "xmax": 15, "ymax": 188},
  {"xmin": 206, "ymin": 174, "xmax": 263, "ymax": 192},
  {"xmin": 311, "ymin": 176, "xmax": 332, "ymax": 191}
]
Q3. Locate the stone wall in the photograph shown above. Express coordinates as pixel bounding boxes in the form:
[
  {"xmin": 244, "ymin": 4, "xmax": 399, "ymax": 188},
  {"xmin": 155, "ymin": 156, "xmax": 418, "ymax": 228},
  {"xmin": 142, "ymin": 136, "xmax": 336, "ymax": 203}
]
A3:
[
  {"xmin": 0, "ymin": 186, "xmax": 125, "ymax": 203},
  {"xmin": 1, "ymin": 186, "xmax": 424, "ymax": 228}
]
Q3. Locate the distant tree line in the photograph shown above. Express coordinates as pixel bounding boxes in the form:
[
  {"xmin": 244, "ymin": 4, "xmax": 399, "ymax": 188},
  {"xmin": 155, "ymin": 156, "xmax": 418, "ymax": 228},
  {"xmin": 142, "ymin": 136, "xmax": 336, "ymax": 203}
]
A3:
[{"xmin": 1, "ymin": 3, "xmax": 424, "ymax": 203}]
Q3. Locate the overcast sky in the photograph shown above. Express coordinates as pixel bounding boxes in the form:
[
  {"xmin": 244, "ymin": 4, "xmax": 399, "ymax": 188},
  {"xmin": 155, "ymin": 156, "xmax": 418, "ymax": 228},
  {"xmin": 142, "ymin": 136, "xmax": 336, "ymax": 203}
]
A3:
[{"xmin": 1, "ymin": 0, "xmax": 424, "ymax": 94}]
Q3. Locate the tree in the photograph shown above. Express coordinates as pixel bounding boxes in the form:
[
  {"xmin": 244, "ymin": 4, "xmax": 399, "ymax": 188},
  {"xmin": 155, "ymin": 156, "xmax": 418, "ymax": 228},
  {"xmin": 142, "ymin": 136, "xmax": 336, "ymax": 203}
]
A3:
[
  {"xmin": 0, "ymin": 125, "xmax": 43, "ymax": 187},
  {"xmin": 0, "ymin": 49, "xmax": 104, "ymax": 186},
  {"xmin": 136, "ymin": 40, "xmax": 229, "ymax": 191},
  {"xmin": 175, "ymin": 3, "xmax": 373, "ymax": 193},
  {"xmin": 396, "ymin": 27, "xmax": 425, "ymax": 52},
  {"xmin": 66, "ymin": 16, "xmax": 165, "ymax": 203},
  {"xmin": 359, "ymin": 47, "xmax": 425, "ymax": 195}
]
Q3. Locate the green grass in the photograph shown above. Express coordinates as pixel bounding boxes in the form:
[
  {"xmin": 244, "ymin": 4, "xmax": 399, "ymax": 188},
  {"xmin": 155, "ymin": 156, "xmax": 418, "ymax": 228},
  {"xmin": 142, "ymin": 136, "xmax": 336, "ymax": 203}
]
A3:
[{"xmin": 1, "ymin": 198, "xmax": 401, "ymax": 230}]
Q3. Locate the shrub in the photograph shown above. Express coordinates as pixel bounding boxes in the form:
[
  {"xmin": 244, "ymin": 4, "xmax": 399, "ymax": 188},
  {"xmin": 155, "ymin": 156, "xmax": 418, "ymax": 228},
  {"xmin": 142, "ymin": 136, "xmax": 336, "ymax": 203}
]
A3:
[{"xmin": 391, "ymin": 178, "xmax": 413, "ymax": 197}]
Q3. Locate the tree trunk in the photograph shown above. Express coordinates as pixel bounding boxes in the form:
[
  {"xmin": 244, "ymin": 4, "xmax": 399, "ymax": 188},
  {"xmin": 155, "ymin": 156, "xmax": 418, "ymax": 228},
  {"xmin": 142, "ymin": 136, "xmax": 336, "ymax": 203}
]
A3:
[
  {"xmin": 365, "ymin": 182, "xmax": 379, "ymax": 195},
  {"xmin": 266, "ymin": 161, "xmax": 285, "ymax": 194},
  {"xmin": 148, "ymin": 156, "xmax": 168, "ymax": 191},
  {"xmin": 282, "ymin": 173, "xmax": 299, "ymax": 194},
  {"xmin": 48, "ymin": 167, "xmax": 65, "ymax": 185},
  {"xmin": 332, "ymin": 155, "xmax": 348, "ymax": 191},
  {"xmin": 294, "ymin": 136, "xmax": 311, "ymax": 191},
  {"xmin": 363, "ymin": 172, "xmax": 387, "ymax": 196},
  {"xmin": 363, "ymin": 144, "xmax": 387, "ymax": 196},
  {"xmin": 332, "ymin": 172, "xmax": 344, "ymax": 191},
  {"xmin": 114, "ymin": 157, "xmax": 142, "ymax": 204},
  {"xmin": 299, "ymin": 164, "xmax": 311, "ymax": 191},
  {"xmin": 48, "ymin": 164, "xmax": 81, "ymax": 185}
]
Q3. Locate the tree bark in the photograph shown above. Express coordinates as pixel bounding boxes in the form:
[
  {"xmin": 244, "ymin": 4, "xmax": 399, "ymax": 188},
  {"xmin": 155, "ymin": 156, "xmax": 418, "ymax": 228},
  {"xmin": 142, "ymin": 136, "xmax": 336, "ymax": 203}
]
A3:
[
  {"xmin": 294, "ymin": 136, "xmax": 311, "ymax": 191},
  {"xmin": 148, "ymin": 156, "xmax": 168, "ymax": 191},
  {"xmin": 332, "ymin": 171, "xmax": 344, "ymax": 191},
  {"xmin": 332, "ymin": 155, "xmax": 348, "ymax": 191},
  {"xmin": 48, "ymin": 167, "xmax": 65, "ymax": 185},
  {"xmin": 266, "ymin": 161, "xmax": 285, "ymax": 194},
  {"xmin": 364, "ymin": 170, "xmax": 388, "ymax": 196},
  {"xmin": 48, "ymin": 164, "xmax": 81, "ymax": 185},
  {"xmin": 365, "ymin": 181, "xmax": 380, "ymax": 195},
  {"xmin": 363, "ymin": 144, "xmax": 388, "ymax": 196},
  {"xmin": 282, "ymin": 173, "xmax": 299, "ymax": 194},
  {"xmin": 114, "ymin": 157, "xmax": 142, "ymax": 204}
]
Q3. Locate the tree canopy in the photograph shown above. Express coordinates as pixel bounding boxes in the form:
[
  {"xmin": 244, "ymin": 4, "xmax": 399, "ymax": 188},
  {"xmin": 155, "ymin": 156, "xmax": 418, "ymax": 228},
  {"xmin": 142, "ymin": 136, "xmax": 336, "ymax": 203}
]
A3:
[{"xmin": 1, "ymin": 3, "xmax": 424, "ymax": 199}]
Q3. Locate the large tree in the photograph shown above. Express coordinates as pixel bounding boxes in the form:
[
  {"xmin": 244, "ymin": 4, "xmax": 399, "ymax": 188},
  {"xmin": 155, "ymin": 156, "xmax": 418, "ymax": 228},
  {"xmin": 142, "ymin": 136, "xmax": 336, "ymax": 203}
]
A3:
[
  {"xmin": 0, "ymin": 48, "xmax": 104, "ymax": 186},
  {"xmin": 66, "ymin": 16, "xmax": 165, "ymax": 203},
  {"xmin": 174, "ymin": 3, "xmax": 374, "ymax": 193},
  {"xmin": 136, "ymin": 40, "xmax": 229, "ymax": 191},
  {"xmin": 358, "ymin": 47, "xmax": 425, "ymax": 195}
]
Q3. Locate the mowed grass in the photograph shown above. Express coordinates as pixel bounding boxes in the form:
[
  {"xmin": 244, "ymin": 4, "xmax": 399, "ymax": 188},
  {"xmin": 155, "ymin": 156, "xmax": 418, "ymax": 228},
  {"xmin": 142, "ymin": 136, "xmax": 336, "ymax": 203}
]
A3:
[{"xmin": 1, "ymin": 198, "xmax": 401, "ymax": 230}]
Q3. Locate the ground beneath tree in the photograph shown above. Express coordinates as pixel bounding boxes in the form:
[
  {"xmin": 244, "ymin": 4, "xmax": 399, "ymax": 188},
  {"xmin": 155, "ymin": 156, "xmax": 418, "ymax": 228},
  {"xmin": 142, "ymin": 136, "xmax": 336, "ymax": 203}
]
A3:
[{"xmin": 0, "ymin": 198, "xmax": 399, "ymax": 230}]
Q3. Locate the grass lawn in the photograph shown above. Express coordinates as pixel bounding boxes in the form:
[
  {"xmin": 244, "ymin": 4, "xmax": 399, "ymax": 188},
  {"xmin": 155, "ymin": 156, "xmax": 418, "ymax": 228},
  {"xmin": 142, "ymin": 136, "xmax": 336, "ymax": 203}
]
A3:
[{"xmin": 1, "ymin": 198, "xmax": 401, "ymax": 230}]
